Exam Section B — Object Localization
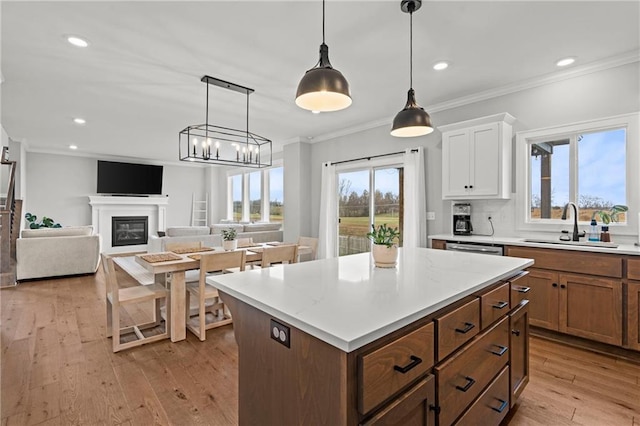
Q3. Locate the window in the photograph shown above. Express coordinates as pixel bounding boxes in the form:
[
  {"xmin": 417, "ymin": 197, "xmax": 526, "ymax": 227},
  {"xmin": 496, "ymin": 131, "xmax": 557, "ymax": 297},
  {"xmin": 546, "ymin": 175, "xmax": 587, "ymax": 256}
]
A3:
[
  {"xmin": 516, "ymin": 113, "xmax": 638, "ymax": 234},
  {"xmin": 249, "ymin": 171, "xmax": 261, "ymax": 221},
  {"xmin": 227, "ymin": 166, "xmax": 283, "ymax": 222},
  {"xmin": 269, "ymin": 167, "xmax": 284, "ymax": 223}
]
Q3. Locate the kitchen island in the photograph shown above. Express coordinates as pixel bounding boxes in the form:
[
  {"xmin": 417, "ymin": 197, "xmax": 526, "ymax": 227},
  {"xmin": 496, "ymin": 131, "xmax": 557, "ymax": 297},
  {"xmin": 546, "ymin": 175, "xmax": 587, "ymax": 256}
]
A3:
[{"xmin": 210, "ymin": 247, "xmax": 533, "ymax": 425}]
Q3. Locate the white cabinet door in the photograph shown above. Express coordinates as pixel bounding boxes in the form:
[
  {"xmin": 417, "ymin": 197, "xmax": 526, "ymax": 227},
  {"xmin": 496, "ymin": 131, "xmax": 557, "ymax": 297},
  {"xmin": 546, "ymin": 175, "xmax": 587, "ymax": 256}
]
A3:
[
  {"xmin": 442, "ymin": 130, "xmax": 471, "ymax": 197},
  {"xmin": 441, "ymin": 113, "xmax": 513, "ymax": 200},
  {"xmin": 470, "ymin": 123, "xmax": 500, "ymax": 196}
]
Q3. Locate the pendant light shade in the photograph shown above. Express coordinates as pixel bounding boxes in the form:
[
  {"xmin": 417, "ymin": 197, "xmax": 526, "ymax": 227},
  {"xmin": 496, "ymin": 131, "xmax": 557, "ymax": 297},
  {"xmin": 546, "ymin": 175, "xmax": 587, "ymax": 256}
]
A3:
[
  {"xmin": 391, "ymin": 0, "xmax": 434, "ymax": 137},
  {"xmin": 391, "ymin": 89, "xmax": 433, "ymax": 137},
  {"xmin": 295, "ymin": 0, "xmax": 352, "ymax": 112}
]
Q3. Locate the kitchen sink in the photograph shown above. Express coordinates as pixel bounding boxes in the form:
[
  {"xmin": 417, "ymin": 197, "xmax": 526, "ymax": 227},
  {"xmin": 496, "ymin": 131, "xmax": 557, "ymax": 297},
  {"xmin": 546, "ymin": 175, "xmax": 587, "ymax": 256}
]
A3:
[{"xmin": 521, "ymin": 238, "xmax": 619, "ymax": 249}]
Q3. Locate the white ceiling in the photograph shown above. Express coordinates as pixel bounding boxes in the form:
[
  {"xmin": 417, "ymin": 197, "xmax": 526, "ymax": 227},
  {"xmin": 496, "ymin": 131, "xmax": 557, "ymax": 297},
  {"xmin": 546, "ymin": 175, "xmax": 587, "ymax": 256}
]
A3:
[{"xmin": 2, "ymin": 1, "xmax": 639, "ymax": 163}]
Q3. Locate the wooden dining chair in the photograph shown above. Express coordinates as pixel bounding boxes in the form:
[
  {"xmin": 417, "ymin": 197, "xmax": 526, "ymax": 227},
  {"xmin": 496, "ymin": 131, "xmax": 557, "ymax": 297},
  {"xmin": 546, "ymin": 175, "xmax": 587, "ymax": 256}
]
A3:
[
  {"xmin": 260, "ymin": 244, "xmax": 299, "ymax": 268},
  {"xmin": 185, "ymin": 250, "xmax": 246, "ymax": 341},
  {"xmin": 297, "ymin": 237, "xmax": 318, "ymax": 262},
  {"xmin": 102, "ymin": 253, "xmax": 171, "ymax": 353}
]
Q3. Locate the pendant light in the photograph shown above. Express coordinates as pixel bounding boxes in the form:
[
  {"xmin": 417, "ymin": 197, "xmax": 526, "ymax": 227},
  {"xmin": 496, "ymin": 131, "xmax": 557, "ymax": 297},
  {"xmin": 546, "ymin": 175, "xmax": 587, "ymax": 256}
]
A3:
[
  {"xmin": 295, "ymin": 0, "xmax": 352, "ymax": 112},
  {"xmin": 391, "ymin": 0, "xmax": 434, "ymax": 137}
]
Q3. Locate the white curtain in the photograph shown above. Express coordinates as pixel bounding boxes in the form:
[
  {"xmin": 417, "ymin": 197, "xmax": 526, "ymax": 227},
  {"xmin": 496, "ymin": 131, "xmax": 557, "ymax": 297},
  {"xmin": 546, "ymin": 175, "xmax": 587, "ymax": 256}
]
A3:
[
  {"xmin": 318, "ymin": 162, "xmax": 337, "ymax": 258},
  {"xmin": 403, "ymin": 147, "xmax": 427, "ymax": 248}
]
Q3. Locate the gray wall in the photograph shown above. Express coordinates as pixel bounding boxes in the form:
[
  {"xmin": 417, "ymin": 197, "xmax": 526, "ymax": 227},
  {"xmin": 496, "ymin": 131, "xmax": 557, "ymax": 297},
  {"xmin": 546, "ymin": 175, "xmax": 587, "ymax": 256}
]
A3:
[
  {"xmin": 13, "ymin": 62, "xmax": 640, "ymax": 238},
  {"xmin": 298, "ymin": 62, "xmax": 640, "ymax": 240},
  {"xmin": 23, "ymin": 153, "xmax": 207, "ymax": 228}
]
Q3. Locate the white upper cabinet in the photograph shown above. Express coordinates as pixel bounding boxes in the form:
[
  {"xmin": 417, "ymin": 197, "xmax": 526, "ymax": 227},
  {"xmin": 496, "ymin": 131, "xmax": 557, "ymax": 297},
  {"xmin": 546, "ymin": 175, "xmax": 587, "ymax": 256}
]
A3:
[{"xmin": 441, "ymin": 113, "xmax": 516, "ymax": 200}]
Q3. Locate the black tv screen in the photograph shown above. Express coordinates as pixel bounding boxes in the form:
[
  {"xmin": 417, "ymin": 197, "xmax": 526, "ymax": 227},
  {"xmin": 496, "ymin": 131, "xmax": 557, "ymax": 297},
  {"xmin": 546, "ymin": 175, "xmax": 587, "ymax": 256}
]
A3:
[{"xmin": 97, "ymin": 161, "xmax": 163, "ymax": 195}]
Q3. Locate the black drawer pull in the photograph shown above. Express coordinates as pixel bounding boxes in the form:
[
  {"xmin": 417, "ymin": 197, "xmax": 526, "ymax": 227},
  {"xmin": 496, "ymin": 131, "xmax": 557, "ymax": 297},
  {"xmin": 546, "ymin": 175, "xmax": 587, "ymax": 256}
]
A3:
[
  {"xmin": 492, "ymin": 301, "xmax": 508, "ymax": 309},
  {"xmin": 455, "ymin": 322, "xmax": 475, "ymax": 334},
  {"xmin": 552, "ymin": 283, "xmax": 558, "ymax": 288},
  {"xmin": 490, "ymin": 345, "xmax": 508, "ymax": 356},
  {"xmin": 456, "ymin": 376, "xmax": 476, "ymax": 392},
  {"xmin": 393, "ymin": 355, "xmax": 422, "ymax": 374},
  {"xmin": 429, "ymin": 404, "xmax": 441, "ymax": 415},
  {"xmin": 560, "ymin": 284, "xmax": 566, "ymax": 289},
  {"xmin": 515, "ymin": 286, "xmax": 531, "ymax": 293},
  {"xmin": 512, "ymin": 329, "xmax": 521, "ymax": 336},
  {"xmin": 491, "ymin": 398, "xmax": 508, "ymax": 413}
]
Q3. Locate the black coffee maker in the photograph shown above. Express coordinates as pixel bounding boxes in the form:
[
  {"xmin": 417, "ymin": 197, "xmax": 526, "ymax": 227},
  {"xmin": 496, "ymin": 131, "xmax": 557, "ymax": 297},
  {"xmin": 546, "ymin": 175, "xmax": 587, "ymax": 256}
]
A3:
[{"xmin": 453, "ymin": 203, "xmax": 473, "ymax": 235}]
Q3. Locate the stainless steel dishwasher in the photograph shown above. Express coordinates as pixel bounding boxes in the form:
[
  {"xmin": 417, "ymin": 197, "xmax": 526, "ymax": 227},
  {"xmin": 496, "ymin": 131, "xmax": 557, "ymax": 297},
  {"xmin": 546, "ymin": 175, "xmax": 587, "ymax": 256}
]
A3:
[{"xmin": 445, "ymin": 242, "xmax": 504, "ymax": 256}]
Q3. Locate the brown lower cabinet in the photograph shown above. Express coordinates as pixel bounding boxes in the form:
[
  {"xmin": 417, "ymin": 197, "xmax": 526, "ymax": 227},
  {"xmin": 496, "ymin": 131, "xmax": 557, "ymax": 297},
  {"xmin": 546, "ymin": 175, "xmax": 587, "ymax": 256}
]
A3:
[
  {"xmin": 523, "ymin": 267, "xmax": 622, "ymax": 346},
  {"xmin": 628, "ymin": 281, "xmax": 640, "ymax": 351},
  {"xmin": 509, "ymin": 301, "xmax": 529, "ymax": 406},
  {"xmin": 362, "ymin": 375, "xmax": 436, "ymax": 426}
]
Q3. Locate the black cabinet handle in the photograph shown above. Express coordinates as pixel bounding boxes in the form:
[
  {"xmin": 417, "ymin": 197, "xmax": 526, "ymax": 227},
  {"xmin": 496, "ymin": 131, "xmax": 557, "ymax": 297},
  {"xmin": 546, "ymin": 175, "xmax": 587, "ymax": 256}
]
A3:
[
  {"xmin": 429, "ymin": 404, "xmax": 441, "ymax": 415},
  {"xmin": 491, "ymin": 399, "xmax": 509, "ymax": 413},
  {"xmin": 491, "ymin": 345, "xmax": 508, "ymax": 356},
  {"xmin": 455, "ymin": 322, "xmax": 475, "ymax": 334},
  {"xmin": 393, "ymin": 355, "xmax": 422, "ymax": 374},
  {"xmin": 560, "ymin": 284, "xmax": 566, "ymax": 289},
  {"xmin": 515, "ymin": 286, "xmax": 531, "ymax": 293},
  {"xmin": 456, "ymin": 376, "xmax": 476, "ymax": 392},
  {"xmin": 464, "ymin": 185, "xmax": 468, "ymax": 189},
  {"xmin": 469, "ymin": 185, "xmax": 474, "ymax": 189},
  {"xmin": 512, "ymin": 329, "xmax": 521, "ymax": 336},
  {"xmin": 492, "ymin": 301, "xmax": 508, "ymax": 309},
  {"xmin": 552, "ymin": 283, "xmax": 558, "ymax": 287}
]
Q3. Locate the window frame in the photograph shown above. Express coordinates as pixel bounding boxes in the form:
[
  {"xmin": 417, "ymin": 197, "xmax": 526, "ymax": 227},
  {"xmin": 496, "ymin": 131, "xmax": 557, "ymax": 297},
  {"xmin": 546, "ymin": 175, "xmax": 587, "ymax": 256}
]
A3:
[{"xmin": 515, "ymin": 112, "xmax": 639, "ymax": 236}]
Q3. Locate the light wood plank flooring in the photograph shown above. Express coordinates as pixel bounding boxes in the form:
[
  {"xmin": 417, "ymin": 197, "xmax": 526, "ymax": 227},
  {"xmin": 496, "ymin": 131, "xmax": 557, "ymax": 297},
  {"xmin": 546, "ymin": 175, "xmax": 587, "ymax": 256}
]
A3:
[{"xmin": 1, "ymin": 269, "xmax": 639, "ymax": 425}]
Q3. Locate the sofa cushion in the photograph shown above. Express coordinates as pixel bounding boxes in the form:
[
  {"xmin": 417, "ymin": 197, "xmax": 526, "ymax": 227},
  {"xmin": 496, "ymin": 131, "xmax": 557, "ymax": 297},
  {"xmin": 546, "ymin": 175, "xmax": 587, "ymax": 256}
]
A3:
[
  {"xmin": 243, "ymin": 223, "xmax": 282, "ymax": 232},
  {"xmin": 210, "ymin": 224, "xmax": 244, "ymax": 234},
  {"xmin": 21, "ymin": 225, "xmax": 94, "ymax": 238},
  {"xmin": 219, "ymin": 219, "xmax": 236, "ymax": 224},
  {"xmin": 166, "ymin": 226, "xmax": 211, "ymax": 237}
]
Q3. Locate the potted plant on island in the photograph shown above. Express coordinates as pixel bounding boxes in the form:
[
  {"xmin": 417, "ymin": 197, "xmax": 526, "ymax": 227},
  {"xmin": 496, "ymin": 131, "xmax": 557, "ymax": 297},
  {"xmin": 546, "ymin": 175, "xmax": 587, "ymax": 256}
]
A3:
[
  {"xmin": 366, "ymin": 223, "xmax": 400, "ymax": 268},
  {"xmin": 221, "ymin": 228, "xmax": 238, "ymax": 251}
]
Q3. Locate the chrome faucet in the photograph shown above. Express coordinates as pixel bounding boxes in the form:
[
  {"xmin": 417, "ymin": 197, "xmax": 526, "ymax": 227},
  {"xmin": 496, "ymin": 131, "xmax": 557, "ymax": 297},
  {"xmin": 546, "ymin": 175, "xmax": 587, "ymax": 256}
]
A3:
[{"xmin": 561, "ymin": 202, "xmax": 585, "ymax": 242}]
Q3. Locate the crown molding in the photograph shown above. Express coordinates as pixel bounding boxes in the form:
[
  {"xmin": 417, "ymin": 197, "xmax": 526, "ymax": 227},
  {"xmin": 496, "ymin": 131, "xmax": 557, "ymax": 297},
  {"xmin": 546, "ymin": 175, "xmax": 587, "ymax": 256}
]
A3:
[{"xmin": 311, "ymin": 50, "xmax": 640, "ymax": 144}]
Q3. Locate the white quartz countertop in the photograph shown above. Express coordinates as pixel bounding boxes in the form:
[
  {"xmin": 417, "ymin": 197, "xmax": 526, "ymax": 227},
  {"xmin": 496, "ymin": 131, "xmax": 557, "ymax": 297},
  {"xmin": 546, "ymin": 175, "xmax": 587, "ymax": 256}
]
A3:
[
  {"xmin": 209, "ymin": 248, "xmax": 533, "ymax": 352},
  {"xmin": 429, "ymin": 234, "xmax": 640, "ymax": 256}
]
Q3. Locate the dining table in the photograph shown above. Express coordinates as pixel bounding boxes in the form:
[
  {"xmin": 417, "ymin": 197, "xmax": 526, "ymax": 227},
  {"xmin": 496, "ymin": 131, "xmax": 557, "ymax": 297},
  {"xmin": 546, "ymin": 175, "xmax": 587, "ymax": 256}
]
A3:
[{"xmin": 134, "ymin": 242, "xmax": 311, "ymax": 342}]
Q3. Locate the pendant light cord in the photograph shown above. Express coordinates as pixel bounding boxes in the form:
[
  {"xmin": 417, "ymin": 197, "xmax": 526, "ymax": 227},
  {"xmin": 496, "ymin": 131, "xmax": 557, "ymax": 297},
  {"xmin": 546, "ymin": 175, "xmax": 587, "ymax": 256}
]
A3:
[
  {"xmin": 322, "ymin": 0, "xmax": 325, "ymax": 44},
  {"xmin": 409, "ymin": 8, "xmax": 413, "ymax": 89}
]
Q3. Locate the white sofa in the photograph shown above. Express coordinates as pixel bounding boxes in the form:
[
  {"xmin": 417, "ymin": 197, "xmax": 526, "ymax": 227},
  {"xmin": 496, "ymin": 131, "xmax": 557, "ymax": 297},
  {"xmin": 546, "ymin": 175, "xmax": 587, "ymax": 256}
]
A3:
[
  {"xmin": 148, "ymin": 223, "xmax": 283, "ymax": 253},
  {"xmin": 16, "ymin": 226, "xmax": 101, "ymax": 281}
]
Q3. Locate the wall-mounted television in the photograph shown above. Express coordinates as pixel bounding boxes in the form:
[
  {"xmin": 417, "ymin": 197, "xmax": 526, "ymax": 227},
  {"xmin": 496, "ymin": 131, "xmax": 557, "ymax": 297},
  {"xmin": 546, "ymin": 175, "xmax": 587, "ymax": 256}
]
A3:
[{"xmin": 97, "ymin": 160, "xmax": 163, "ymax": 195}]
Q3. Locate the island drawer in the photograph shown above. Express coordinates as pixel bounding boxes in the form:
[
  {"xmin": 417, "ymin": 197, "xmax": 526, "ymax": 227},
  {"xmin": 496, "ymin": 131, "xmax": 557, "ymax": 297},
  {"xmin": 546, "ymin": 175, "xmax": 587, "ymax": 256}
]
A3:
[
  {"xmin": 628, "ymin": 258, "xmax": 640, "ymax": 281},
  {"xmin": 436, "ymin": 298, "xmax": 480, "ymax": 361},
  {"xmin": 435, "ymin": 316, "xmax": 509, "ymax": 426},
  {"xmin": 479, "ymin": 282, "xmax": 510, "ymax": 330},
  {"xmin": 359, "ymin": 322, "xmax": 435, "ymax": 415},
  {"xmin": 509, "ymin": 271, "xmax": 530, "ymax": 307},
  {"xmin": 454, "ymin": 366, "xmax": 510, "ymax": 426},
  {"xmin": 506, "ymin": 246, "xmax": 622, "ymax": 278}
]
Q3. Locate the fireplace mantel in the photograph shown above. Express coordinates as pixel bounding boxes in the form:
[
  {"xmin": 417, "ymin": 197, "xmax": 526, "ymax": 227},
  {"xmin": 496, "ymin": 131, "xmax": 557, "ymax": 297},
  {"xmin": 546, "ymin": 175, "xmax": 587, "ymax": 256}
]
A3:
[{"xmin": 89, "ymin": 196, "xmax": 169, "ymax": 253}]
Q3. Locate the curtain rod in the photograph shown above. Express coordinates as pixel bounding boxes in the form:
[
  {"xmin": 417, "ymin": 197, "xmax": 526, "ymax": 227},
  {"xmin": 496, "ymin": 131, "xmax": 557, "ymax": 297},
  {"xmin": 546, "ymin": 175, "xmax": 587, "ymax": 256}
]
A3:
[{"xmin": 328, "ymin": 148, "xmax": 419, "ymax": 166}]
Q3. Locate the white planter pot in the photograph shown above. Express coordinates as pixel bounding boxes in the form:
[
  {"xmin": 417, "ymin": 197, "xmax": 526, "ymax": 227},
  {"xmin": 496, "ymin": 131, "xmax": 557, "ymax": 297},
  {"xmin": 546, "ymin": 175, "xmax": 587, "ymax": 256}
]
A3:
[
  {"xmin": 222, "ymin": 240, "xmax": 238, "ymax": 251},
  {"xmin": 371, "ymin": 244, "xmax": 398, "ymax": 268}
]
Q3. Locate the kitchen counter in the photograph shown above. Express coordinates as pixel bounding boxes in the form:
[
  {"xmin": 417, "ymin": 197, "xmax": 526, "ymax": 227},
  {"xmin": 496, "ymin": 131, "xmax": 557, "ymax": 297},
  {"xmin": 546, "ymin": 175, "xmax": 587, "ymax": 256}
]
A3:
[
  {"xmin": 209, "ymin": 247, "xmax": 532, "ymax": 352},
  {"xmin": 429, "ymin": 233, "xmax": 640, "ymax": 255}
]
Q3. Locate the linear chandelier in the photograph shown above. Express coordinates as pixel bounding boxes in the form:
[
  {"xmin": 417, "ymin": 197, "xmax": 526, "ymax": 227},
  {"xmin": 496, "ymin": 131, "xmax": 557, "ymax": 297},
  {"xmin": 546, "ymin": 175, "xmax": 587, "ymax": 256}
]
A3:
[{"xmin": 179, "ymin": 75, "xmax": 272, "ymax": 168}]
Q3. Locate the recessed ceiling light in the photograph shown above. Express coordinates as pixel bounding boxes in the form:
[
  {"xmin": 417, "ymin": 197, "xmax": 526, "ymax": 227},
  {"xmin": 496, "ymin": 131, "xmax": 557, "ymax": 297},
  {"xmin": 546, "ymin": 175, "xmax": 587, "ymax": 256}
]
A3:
[
  {"xmin": 66, "ymin": 35, "xmax": 89, "ymax": 48},
  {"xmin": 73, "ymin": 118, "xmax": 86, "ymax": 125},
  {"xmin": 556, "ymin": 57, "xmax": 576, "ymax": 67},
  {"xmin": 433, "ymin": 61, "xmax": 449, "ymax": 71},
  {"xmin": 69, "ymin": 145, "xmax": 78, "ymax": 150},
  {"xmin": 311, "ymin": 110, "xmax": 320, "ymax": 114}
]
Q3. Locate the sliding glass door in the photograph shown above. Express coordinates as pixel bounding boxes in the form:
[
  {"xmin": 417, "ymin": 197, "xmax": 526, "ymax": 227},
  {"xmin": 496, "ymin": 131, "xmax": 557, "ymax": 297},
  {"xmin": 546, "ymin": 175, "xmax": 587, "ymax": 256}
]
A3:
[{"xmin": 337, "ymin": 167, "xmax": 402, "ymax": 256}]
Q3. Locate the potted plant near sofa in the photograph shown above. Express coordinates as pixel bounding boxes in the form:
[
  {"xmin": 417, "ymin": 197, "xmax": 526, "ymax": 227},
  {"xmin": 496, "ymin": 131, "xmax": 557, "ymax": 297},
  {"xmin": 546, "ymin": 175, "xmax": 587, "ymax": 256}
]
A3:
[
  {"xmin": 221, "ymin": 228, "xmax": 238, "ymax": 251},
  {"xmin": 366, "ymin": 223, "xmax": 400, "ymax": 268}
]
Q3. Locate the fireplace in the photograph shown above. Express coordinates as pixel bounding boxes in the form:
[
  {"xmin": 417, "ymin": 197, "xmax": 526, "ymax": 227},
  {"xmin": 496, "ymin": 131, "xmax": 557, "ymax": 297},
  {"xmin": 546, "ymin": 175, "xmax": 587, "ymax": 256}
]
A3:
[{"xmin": 112, "ymin": 216, "xmax": 148, "ymax": 247}]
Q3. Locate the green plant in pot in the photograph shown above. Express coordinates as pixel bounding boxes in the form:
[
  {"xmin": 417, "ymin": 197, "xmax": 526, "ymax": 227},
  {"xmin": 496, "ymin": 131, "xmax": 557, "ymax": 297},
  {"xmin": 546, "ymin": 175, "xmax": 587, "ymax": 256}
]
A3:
[
  {"xmin": 25, "ymin": 212, "xmax": 61, "ymax": 229},
  {"xmin": 221, "ymin": 228, "xmax": 238, "ymax": 251},
  {"xmin": 366, "ymin": 223, "xmax": 400, "ymax": 268}
]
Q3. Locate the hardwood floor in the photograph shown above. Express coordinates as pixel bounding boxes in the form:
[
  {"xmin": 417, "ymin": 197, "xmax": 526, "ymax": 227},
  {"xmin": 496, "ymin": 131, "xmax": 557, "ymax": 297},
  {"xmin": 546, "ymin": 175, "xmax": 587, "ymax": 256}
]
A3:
[{"xmin": 1, "ymin": 268, "xmax": 639, "ymax": 425}]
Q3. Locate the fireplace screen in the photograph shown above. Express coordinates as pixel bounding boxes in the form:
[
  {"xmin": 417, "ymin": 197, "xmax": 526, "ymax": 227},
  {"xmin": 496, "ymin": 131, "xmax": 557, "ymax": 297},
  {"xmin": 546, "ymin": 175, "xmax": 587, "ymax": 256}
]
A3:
[{"xmin": 112, "ymin": 216, "xmax": 148, "ymax": 247}]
